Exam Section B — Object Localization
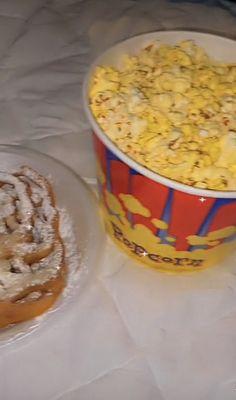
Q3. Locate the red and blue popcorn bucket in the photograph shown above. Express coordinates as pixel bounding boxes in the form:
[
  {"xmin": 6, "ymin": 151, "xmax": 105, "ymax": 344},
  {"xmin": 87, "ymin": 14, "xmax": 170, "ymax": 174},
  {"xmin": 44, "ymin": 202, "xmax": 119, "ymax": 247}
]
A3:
[
  {"xmin": 92, "ymin": 135, "xmax": 236, "ymax": 272},
  {"xmin": 83, "ymin": 31, "xmax": 236, "ymax": 273}
]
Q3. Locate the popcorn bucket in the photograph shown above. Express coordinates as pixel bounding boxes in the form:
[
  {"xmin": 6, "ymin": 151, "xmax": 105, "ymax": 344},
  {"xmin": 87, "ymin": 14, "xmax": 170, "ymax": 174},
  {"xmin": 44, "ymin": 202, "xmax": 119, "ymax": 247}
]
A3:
[{"xmin": 83, "ymin": 31, "xmax": 236, "ymax": 273}]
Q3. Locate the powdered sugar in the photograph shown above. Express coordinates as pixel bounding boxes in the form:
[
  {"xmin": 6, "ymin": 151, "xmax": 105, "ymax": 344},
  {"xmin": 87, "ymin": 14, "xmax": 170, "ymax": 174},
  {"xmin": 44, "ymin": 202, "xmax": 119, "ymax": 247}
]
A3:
[
  {"xmin": 0, "ymin": 166, "xmax": 70, "ymax": 301},
  {"xmin": 0, "ymin": 172, "xmax": 33, "ymax": 228},
  {"xmin": 59, "ymin": 208, "xmax": 80, "ymax": 278}
]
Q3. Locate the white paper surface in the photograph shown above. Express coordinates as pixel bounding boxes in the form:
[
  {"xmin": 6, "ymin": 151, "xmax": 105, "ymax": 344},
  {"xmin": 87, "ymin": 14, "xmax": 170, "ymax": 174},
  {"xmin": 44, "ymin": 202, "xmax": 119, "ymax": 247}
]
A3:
[{"xmin": 0, "ymin": 1, "xmax": 236, "ymax": 399}]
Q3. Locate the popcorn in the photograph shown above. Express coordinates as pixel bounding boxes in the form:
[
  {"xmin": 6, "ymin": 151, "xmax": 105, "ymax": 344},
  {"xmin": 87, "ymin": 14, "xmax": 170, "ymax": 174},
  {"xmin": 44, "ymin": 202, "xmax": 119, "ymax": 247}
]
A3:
[{"xmin": 89, "ymin": 41, "xmax": 236, "ymax": 190}]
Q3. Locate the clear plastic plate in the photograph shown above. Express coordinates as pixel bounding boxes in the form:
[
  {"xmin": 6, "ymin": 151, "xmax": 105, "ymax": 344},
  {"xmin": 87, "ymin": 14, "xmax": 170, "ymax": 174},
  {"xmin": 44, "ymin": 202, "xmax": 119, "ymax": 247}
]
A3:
[{"xmin": 0, "ymin": 145, "xmax": 104, "ymax": 349}]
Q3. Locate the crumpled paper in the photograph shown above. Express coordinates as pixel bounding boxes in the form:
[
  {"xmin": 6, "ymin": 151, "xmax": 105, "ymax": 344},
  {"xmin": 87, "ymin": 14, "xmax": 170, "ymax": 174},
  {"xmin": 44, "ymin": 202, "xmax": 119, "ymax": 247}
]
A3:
[{"xmin": 0, "ymin": 1, "xmax": 236, "ymax": 399}]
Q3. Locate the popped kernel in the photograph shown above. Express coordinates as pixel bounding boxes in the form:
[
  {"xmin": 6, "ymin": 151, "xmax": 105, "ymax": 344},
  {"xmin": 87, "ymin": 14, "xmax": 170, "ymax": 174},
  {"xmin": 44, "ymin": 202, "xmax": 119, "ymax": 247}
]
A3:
[{"xmin": 89, "ymin": 40, "xmax": 236, "ymax": 190}]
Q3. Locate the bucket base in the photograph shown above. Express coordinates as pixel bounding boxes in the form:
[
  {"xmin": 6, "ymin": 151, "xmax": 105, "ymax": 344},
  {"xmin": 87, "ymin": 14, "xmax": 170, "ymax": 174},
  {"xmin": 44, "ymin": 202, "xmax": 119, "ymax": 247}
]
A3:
[{"xmin": 102, "ymin": 210, "xmax": 235, "ymax": 274}]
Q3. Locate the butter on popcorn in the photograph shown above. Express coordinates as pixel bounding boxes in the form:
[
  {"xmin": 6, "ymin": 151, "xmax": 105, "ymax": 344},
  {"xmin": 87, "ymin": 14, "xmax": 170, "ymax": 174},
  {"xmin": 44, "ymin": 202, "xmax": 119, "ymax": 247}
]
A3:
[{"xmin": 89, "ymin": 40, "xmax": 236, "ymax": 190}]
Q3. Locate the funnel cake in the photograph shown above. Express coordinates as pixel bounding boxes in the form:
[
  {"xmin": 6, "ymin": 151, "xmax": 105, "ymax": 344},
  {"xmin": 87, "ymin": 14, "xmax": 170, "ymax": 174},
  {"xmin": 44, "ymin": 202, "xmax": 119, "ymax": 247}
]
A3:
[{"xmin": 0, "ymin": 166, "xmax": 66, "ymax": 328}]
